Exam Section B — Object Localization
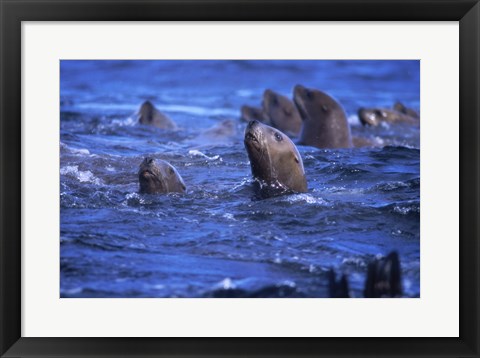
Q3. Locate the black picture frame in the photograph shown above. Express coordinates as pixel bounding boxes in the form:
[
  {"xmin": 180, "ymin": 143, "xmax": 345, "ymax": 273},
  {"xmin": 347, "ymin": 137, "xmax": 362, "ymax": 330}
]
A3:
[{"xmin": 1, "ymin": 1, "xmax": 478, "ymax": 357}]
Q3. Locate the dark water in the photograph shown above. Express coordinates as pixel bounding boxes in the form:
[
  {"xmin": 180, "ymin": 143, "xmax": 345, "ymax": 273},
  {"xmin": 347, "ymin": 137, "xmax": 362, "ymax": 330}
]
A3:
[{"xmin": 60, "ymin": 60, "xmax": 420, "ymax": 298}]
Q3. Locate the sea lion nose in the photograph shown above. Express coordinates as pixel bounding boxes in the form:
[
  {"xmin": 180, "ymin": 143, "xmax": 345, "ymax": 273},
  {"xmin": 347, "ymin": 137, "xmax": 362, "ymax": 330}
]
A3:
[
  {"xmin": 247, "ymin": 120, "xmax": 258, "ymax": 129},
  {"xmin": 144, "ymin": 157, "xmax": 154, "ymax": 164}
]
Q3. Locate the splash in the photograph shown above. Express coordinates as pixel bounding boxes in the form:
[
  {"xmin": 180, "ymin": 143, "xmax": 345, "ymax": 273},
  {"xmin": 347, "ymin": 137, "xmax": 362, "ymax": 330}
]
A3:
[{"xmin": 60, "ymin": 165, "xmax": 102, "ymax": 185}]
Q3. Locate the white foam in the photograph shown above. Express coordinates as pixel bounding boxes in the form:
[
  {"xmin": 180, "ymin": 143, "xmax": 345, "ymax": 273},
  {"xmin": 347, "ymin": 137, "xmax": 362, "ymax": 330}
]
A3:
[
  {"xmin": 111, "ymin": 116, "xmax": 137, "ymax": 127},
  {"xmin": 216, "ymin": 278, "xmax": 236, "ymax": 290},
  {"xmin": 222, "ymin": 213, "xmax": 235, "ymax": 221},
  {"xmin": 283, "ymin": 193, "xmax": 327, "ymax": 205},
  {"xmin": 60, "ymin": 142, "xmax": 92, "ymax": 156},
  {"xmin": 188, "ymin": 149, "xmax": 221, "ymax": 161},
  {"xmin": 60, "ymin": 165, "xmax": 102, "ymax": 185}
]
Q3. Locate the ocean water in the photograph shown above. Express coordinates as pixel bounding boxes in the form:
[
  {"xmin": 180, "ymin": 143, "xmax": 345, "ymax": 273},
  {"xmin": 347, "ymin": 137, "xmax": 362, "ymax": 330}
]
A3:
[{"xmin": 60, "ymin": 60, "xmax": 420, "ymax": 298}]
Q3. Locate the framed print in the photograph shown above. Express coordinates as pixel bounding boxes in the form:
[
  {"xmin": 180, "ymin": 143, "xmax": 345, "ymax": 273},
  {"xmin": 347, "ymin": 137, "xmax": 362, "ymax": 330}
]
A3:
[{"xmin": 1, "ymin": 0, "xmax": 479, "ymax": 357}]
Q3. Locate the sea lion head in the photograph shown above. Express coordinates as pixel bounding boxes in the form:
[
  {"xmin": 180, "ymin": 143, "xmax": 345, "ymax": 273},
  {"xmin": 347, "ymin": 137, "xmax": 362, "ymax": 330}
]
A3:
[
  {"xmin": 136, "ymin": 100, "xmax": 177, "ymax": 129},
  {"xmin": 244, "ymin": 120, "xmax": 307, "ymax": 196},
  {"xmin": 358, "ymin": 107, "xmax": 416, "ymax": 126},
  {"xmin": 357, "ymin": 108, "xmax": 386, "ymax": 126},
  {"xmin": 293, "ymin": 85, "xmax": 352, "ymax": 148},
  {"xmin": 138, "ymin": 157, "xmax": 186, "ymax": 194},
  {"xmin": 262, "ymin": 89, "xmax": 302, "ymax": 136},
  {"xmin": 137, "ymin": 101, "xmax": 156, "ymax": 125},
  {"xmin": 393, "ymin": 101, "xmax": 419, "ymax": 119}
]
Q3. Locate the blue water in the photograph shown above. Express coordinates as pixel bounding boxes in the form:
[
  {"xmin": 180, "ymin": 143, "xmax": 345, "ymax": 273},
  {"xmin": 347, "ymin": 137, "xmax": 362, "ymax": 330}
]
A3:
[{"xmin": 60, "ymin": 60, "xmax": 420, "ymax": 298}]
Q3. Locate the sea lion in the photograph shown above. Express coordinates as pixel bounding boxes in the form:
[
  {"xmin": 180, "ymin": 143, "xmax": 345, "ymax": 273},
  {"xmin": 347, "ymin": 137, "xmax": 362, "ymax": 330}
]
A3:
[
  {"xmin": 393, "ymin": 101, "xmax": 420, "ymax": 119},
  {"xmin": 358, "ymin": 107, "xmax": 418, "ymax": 127},
  {"xmin": 240, "ymin": 105, "xmax": 271, "ymax": 125},
  {"xmin": 135, "ymin": 100, "xmax": 177, "ymax": 129},
  {"xmin": 244, "ymin": 120, "xmax": 307, "ymax": 197},
  {"xmin": 262, "ymin": 89, "xmax": 302, "ymax": 137},
  {"xmin": 138, "ymin": 157, "xmax": 186, "ymax": 194},
  {"xmin": 293, "ymin": 85, "xmax": 352, "ymax": 149}
]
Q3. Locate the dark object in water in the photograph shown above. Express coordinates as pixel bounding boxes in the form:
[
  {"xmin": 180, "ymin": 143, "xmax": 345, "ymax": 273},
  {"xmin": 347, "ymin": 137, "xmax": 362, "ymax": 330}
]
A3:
[
  {"xmin": 205, "ymin": 283, "xmax": 305, "ymax": 298},
  {"xmin": 328, "ymin": 269, "xmax": 350, "ymax": 298},
  {"xmin": 364, "ymin": 251, "xmax": 402, "ymax": 298}
]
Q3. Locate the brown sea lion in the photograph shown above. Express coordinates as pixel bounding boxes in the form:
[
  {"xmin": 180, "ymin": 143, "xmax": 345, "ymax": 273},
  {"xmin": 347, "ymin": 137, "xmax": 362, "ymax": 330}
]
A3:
[
  {"xmin": 135, "ymin": 100, "xmax": 177, "ymax": 129},
  {"xmin": 240, "ymin": 105, "xmax": 271, "ymax": 125},
  {"xmin": 244, "ymin": 120, "xmax": 307, "ymax": 197},
  {"xmin": 138, "ymin": 157, "xmax": 186, "ymax": 194},
  {"xmin": 293, "ymin": 85, "xmax": 352, "ymax": 149},
  {"xmin": 393, "ymin": 101, "xmax": 420, "ymax": 119},
  {"xmin": 262, "ymin": 89, "xmax": 302, "ymax": 137},
  {"xmin": 358, "ymin": 107, "xmax": 418, "ymax": 127}
]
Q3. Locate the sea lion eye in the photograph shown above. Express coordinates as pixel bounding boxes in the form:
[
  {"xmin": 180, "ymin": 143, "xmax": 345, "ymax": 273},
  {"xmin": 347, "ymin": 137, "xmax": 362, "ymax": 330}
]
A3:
[
  {"xmin": 168, "ymin": 167, "xmax": 175, "ymax": 175},
  {"xmin": 274, "ymin": 132, "xmax": 283, "ymax": 142},
  {"xmin": 321, "ymin": 104, "xmax": 329, "ymax": 112},
  {"xmin": 374, "ymin": 110, "xmax": 384, "ymax": 117},
  {"xmin": 306, "ymin": 90, "xmax": 314, "ymax": 100},
  {"xmin": 272, "ymin": 96, "xmax": 278, "ymax": 105}
]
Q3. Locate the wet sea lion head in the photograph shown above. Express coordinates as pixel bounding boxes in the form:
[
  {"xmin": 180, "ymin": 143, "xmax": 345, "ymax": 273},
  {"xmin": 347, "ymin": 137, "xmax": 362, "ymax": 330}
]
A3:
[
  {"xmin": 136, "ymin": 100, "xmax": 177, "ymax": 129},
  {"xmin": 293, "ymin": 85, "xmax": 352, "ymax": 148},
  {"xmin": 357, "ymin": 107, "xmax": 386, "ymax": 126},
  {"xmin": 138, "ymin": 157, "xmax": 186, "ymax": 194},
  {"xmin": 137, "ymin": 101, "xmax": 155, "ymax": 125},
  {"xmin": 393, "ymin": 101, "xmax": 420, "ymax": 119},
  {"xmin": 358, "ymin": 107, "xmax": 417, "ymax": 126},
  {"xmin": 244, "ymin": 120, "xmax": 307, "ymax": 196},
  {"xmin": 262, "ymin": 89, "xmax": 302, "ymax": 136}
]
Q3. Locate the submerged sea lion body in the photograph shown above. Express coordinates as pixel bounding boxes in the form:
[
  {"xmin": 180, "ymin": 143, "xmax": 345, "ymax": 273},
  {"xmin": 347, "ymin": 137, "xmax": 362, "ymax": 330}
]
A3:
[
  {"xmin": 138, "ymin": 157, "xmax": 186, "ymax": 194},
  {"xmin": 240, "ymin": 105, "xmax": 270, "ymax": 125},
  {"xmin": 192, "ymin": 119, "xmax": 237, "ymax": 146},
  {"xmin": 262, "ymin": 89, "xmax": 302, "ymax": 137},
  {"xmin": 136, "ymin": 100, "xmax": 177, "ymax": 129},
  {"xmin": 293, "ymin": 85, "xmax": 352, "ymax": 149},
  {"xmin": 358, "ymin": 107, "xmax": 418, "ymax": 127},
  {"xmin": 351, "ymin": 135, "xmax": 379, "ymax": 148},
  {"xmin": 201, "ymin": 119, "xmax": 237, "ymax": 138},
  {"xmin": 244, "ymin": 120, "xmax": 307, "ymax": 198}
]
